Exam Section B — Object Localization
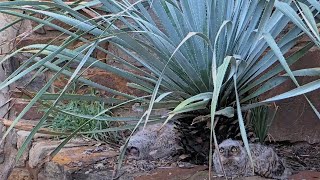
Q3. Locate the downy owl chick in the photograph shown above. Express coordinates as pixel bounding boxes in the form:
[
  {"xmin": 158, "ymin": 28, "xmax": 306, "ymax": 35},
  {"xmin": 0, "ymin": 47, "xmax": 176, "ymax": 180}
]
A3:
[
  {"xmin": 213, "ymin": 139, "xmax": 291, "ymax": 179},
  {"xmin": 125, "ymin": 123, "xmax": 181, "ymax": 160}
]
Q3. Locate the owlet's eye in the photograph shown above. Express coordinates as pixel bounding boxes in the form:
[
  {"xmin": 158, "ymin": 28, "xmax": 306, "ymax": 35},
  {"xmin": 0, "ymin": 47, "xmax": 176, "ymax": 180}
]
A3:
[
  {"xmin": 231, "ymin": 146, "xmax": 238, "ymax": 152},
  {"xmin": 219, "ymin": 148, "xmax": 224, "ymax": 153}
]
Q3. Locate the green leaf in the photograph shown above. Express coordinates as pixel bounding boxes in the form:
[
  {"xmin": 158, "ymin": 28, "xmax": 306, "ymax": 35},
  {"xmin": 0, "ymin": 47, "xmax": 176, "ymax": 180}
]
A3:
[
  {"xmin": 209, "ymin": 56, "xmax": 232, "ymax": 174},
  {"xmin": 234, "ymin": 74, "xmax": 254, "ymax": 172}
]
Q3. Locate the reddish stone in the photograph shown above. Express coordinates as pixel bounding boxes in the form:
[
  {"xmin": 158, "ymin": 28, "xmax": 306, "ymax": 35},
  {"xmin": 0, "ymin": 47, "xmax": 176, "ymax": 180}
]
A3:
[
  {"xmin": 134, "ymin": 166, "xmax": 208, "ymax": 180},
  {"xmin": 52, "ymin": 145, "xmax": 118, "ymax": 171},
  {"xmin": 11, "ymin": 99, "xmax": 43, "ymax": 120},
  {"xmin": 30, "ymin": 14, "xmax": 72, "ymax": 33},
  {"xmin": 107, "ymin": 43, "xmax": 144, "ymax": 68},
  {"xmin": 263, "ymin": 49, "xmax": 320, "ymax": 144},
  {"xmin": 94, "ymin": 42, "xmax": 109, "ymax": 63},
  {"xmin": 8, "ymin": 168, "xmax": 32, "ymax": 180},
  {"xmin": 27, "ymin": 138, "xmax": 118, "ymax": 170},
  {"xmin": 16, "ymin": 31, "xmax": 68, "ymax": 48},
  {"xmin": 81, "ymin": 68, "xmax": 144, "ymax": 98},
  {"xmin": 289, "ymin": 171, "xmax": 320, "ymax": 180}
]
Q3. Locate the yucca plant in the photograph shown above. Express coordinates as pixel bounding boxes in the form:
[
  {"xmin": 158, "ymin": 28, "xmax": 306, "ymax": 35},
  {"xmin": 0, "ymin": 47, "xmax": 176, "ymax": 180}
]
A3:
[{"xmin": 1, "ymin": 0, "xmax": 320, "ymax": 176}]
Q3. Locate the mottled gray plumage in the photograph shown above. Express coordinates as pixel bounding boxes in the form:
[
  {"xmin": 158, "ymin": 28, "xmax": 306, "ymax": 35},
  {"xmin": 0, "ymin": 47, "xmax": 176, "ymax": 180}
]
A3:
[
  {"xmin": 213, "ymin": 139, "xmax": 291, "ymax": 179},
  {"xmin": 126, "ymin": 123, "xmax": 181, "ymax": 160}
]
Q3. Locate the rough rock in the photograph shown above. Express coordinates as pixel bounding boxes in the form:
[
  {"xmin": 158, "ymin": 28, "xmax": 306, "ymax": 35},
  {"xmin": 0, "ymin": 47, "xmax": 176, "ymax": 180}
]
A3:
[
  {"xmin": 66, "ymin": 170, "xmax": 114, "ymax": 180},
  {"xmin": 0, "ymin": 129, "xmax": 18, "ymax": 180},
  {"xmin": 51, "ymin": 145, "xmax": 118, "ymax": 171},
  {"xmin": 7, "ymin": 168, "xmax": 31, "ymax": 180},
  {"xmin": 28, "ymin": 139, "xmax": 91, "ymax": 168},
  {"xmin": 37, "ymin": 162, "xmax": 65, "ymax": 180},
  {"xmin": 266, "ymin": 50, "xmax": 320, "ymax": 144},
  {"xmin": 16, "ymin": 31, "xmax": 71, "ymax": 49},
  {"xmin": 0, "ymin": 123, "xmax": 5, "ymax": 164},
  {"xmin": 36, "ymin": 143, "xmax": 118, "ymax": 179},
  {"xmin": 14, "ymin": 69, "xmax": 47, "ymax": 92},
  {"xmin": 16, "ymin": 129, "xmax": 55, "ymax": 167},
  {"xmin": 10, "ymin": 99, "xmax": 44, "ymax": 120},
  {"xmin": 81, "ymin": 68, "xmax": 143, "ymax": 97},
  {"xmin": 28, "ymin": 140, "xmax": 58, "ymax": 168},
  {"xmin": 107, "ymin": 44, "xmax": 144, "ymax": 68},
  {"xmin": 16, "ymin": 131, "xmax": 31, "ymax": 167}
]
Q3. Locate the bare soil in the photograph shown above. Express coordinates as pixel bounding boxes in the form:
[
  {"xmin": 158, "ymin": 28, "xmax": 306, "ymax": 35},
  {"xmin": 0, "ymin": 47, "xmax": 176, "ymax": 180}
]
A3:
[
  {"xmin": 117, "ymin": 141, "xmax": 320, "ymax": 179},
  {"xmin": 67, "ymin": 141, "xmax": 320, "ymax": 179},
  {"xmin": 272, "ymin": 141, "xmax": 320, "ymax": 173}
]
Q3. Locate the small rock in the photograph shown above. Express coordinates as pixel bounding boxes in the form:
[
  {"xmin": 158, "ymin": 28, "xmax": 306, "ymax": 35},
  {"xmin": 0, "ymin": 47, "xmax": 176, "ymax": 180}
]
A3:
[
  {"xmin": 170, "ymin": 162, "xmax": 177, "ymax": 167},
  {"xmin": 16, "ymin": 131, "xmax": 31, "ymax": 167},
  {"xmin": 85, "ymin": 169, "xmax": 93, "ymax": 174},
  {"xmin": 94, "ymin": 163, "xmax": 105, "ymax": 170},
  {"xmin": 8, "ymin": 168, "xmax": 32, "ymax": 180},
  {"xmin": 83, "ymin": 146, "xmax": 106, "ymax": 155},
  {"xmin": 177, "ymin": 161, "xmax": 195, "ymax": 169},
  {"xmin": 68, "ymin": 161, "xmax": 83, "ymax": 167},
  {"xmin": 28, "ymin": 141, "xmax": 58, "ymax": 168},
  {"xmin": 15, "ymin": 70, "xmax": 47, "ymax": 92},
  {"xmin": 16, "ymin": 131, "xmax": 31, "ymax": 149}
]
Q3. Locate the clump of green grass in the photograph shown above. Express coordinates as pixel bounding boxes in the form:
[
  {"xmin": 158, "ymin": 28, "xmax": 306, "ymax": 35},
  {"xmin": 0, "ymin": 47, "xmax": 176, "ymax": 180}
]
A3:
[
  {"xmin": 250, "ymin": 104, "xmax": 278, "ymax": 144},
  {"xmin": 43, "ymin": 86, "xmax": 125, "ymax": 145},
  {"xmin": 51, "ymin": 101, "xmax": 122, "ymax": 143}
]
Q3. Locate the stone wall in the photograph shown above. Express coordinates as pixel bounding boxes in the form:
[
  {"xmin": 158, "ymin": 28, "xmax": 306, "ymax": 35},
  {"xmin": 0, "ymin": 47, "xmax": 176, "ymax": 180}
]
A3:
[
  {"xmin": 267, "ymin": 48, "xmax": 320, "ymax": 144},
  {"xmin": 0, "ymin": 8, "xmax": 29, "ymax": 179},
  {"xmin": 6, "ymin": 126, "xmax": 119, "ymax": 180},
  {"xmin": 0, "ymin": 7, "xmax": 123, "ymax": 179}
]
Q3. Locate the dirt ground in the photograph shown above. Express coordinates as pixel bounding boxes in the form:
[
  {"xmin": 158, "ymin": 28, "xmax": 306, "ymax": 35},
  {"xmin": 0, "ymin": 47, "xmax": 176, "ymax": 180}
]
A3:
[
  {"xmin": 67, "ymin": 141, "xmax": 320, "ymax": 179},
  {"xmin": 117, "ymin": 141, "xmax": 320, "ymax": 180},
  {"xmin": 272, "ymin": 141, "xmax": 320, "ymax": 173}
]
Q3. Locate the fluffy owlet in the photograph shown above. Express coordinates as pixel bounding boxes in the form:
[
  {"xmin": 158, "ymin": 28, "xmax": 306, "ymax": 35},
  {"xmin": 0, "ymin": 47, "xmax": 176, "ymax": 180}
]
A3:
[
  {"xmin": 213, "ymin": 139, "xmax": 291, "ymax": 179},
  {"xmin": 125, "ymin": 123, "xmax": 181, "ymax": 160}
]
